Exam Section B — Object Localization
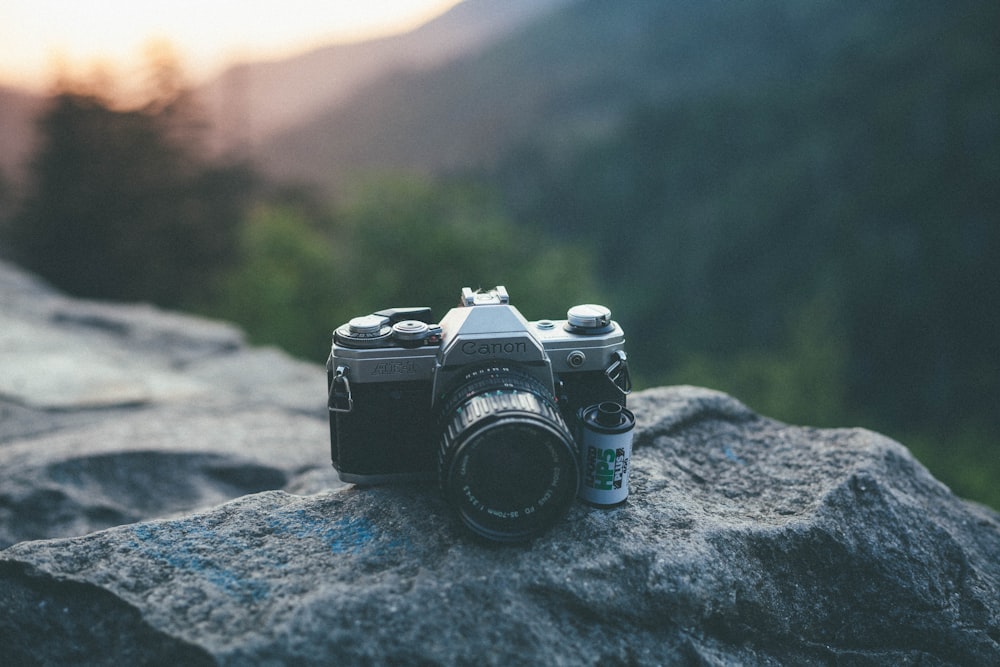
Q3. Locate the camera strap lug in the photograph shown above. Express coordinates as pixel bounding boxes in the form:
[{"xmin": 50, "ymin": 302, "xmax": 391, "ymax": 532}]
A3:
[
  {"xmin": 605, "ymin": 350, "xmax": 632, "ymax": 395},
  {"xmin": 328, "ymin": 365, "xmax": 354, "ymax": 413}
]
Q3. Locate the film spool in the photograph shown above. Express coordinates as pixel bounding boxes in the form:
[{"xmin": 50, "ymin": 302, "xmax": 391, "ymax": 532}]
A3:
[{"xmin": 578, "ymin": 401, "xmax": 635, "ymax": 507}]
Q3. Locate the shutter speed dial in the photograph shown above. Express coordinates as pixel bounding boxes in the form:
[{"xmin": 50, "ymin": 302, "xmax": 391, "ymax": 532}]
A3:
[{"xmin": 565, "ymin": 304, "xmax": 613, "ymax": 334}]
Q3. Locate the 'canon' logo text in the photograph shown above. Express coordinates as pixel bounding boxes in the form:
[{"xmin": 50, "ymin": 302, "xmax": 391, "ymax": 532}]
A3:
[{"xmin": 461, "ymin": 340, "xmax": 527, "ymax": 356}]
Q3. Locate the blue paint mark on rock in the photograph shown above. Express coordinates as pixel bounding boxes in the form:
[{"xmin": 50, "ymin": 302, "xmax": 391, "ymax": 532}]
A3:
[
  {"xmin": 123, "ymin": 500, "xmax": 408, "ymax": 603},
  {"xmin": 129, "ymin": 520, "xmax": 271, "ymax": 603},
  {"xmin": 269, "ymin": 510, "xmax": 375, "ymax": 554},
  {"xmin": 723, "ymin": 446, "xmax": 746, "ymax": 465}
]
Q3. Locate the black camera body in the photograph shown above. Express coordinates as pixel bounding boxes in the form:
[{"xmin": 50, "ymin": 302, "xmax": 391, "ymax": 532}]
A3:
[{"xmin": 327, "ymin": 286, "xmax": 630, "ymax": 541}]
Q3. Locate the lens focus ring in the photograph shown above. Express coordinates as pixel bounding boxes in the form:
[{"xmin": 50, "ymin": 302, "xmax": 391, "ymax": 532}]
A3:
[{"xmin": 444, "ymin": 390, "xmax": 561, "ymax": 442}]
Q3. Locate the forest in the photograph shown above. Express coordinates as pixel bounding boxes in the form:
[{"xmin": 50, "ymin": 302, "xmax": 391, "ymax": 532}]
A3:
[{"xmin": 1, "ymin": 0, "xmax": 997, "ymax": 509}]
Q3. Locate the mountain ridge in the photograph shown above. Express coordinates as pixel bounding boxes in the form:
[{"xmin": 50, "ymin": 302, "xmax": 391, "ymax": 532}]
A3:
[
  {"xmin": 254, "ymin": 0, "xmax": 867, "ymax": 191},
  {"xmin": 196, "ymin": 0, "xmax": 572, "ymax": 155}
]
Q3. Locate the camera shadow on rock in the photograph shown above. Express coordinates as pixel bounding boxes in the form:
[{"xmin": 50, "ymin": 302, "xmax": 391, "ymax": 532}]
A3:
[{"xmin": 3, "ymin": 386, "xmax": 999, "ymax": 665}]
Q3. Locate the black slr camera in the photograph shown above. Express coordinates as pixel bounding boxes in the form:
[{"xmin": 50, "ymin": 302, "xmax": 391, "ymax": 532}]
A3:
[{"xmin": 327, "ymin": 286, "xmax": 630, "ymax": 542}]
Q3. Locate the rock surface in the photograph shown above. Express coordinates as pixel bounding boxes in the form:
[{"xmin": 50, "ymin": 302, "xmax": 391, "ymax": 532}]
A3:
[
  {"xmin": 1, "ymin": 259, "xmax": 999, "ymax": 665},
  {"xmin": 0, "ymin": 260, "xmax": 339, "ymax": 548}
]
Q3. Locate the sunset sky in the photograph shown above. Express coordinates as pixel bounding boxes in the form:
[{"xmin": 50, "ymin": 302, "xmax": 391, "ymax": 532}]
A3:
[{"xmin": 0, "ymin": 0, "xmax": 462, "ymax": 91}]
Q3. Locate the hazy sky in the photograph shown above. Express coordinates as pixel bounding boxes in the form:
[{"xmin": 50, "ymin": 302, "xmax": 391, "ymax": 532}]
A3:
[{"xmin": 0, "ymin": 0, "xmax": 462, "ymax": 91}]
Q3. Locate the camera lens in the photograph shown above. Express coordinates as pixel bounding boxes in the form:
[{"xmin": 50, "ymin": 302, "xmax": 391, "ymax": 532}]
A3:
[{"xmin": 437, "ymin": 365, "xmax": 579, "ymax": 542}]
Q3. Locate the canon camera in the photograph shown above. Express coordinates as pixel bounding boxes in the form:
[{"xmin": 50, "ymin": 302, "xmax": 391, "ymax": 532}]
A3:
[{"xmin": 326, "ymin": 286, "xmax": 631, "ymax": 542}]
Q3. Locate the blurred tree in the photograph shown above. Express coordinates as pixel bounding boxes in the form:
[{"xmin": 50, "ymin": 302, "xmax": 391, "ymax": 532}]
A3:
[
  {"xmin": 206, "ymin": 201, "xmax": 340, "ymax": 359},
  {"xmin": 141, "ymin": 40, "xmax": 186, "ymax": 112},
  {"xmin": 139, "ymin": 40, "xmax": 208, "ymax": 154},
  {"xmin": 6, "ymin": 66, "xmax": 254, "ymax": 308}
]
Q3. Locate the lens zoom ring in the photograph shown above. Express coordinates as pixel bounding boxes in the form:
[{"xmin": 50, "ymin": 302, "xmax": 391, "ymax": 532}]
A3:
[{"xmin": 445, "ymin": 390, "xmax": 560, "ymax": 442}]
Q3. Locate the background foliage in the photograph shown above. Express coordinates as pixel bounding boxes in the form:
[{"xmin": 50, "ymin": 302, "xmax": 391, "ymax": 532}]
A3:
[{"xmin": 204, "ymin": 179, "xmax": 601, "ymax": 359}]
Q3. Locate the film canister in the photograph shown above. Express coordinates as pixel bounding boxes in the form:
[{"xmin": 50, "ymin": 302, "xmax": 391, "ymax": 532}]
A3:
[{"xmin": 578, "ymin": 401, "xmax": 635, "ymax": 507}]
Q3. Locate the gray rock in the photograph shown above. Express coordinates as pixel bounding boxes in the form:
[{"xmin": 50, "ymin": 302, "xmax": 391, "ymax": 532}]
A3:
[
  {"xmin": 2, "ymin": 386, "xmax": 999, "ymax": 665},
  {"xmin": 0, "ymin": 261, "xmax": 246, "ymax": 410},
  {"xmin": 0, "ymin": 403, "xmax": 332, "ymax": 546},
  {"xmin": 2, "ymin": 259, "xmax": 999, "ymax": 664},
  {"xmin": 0, "ymin": 259, "xmax": 339, "ymax": 548}
]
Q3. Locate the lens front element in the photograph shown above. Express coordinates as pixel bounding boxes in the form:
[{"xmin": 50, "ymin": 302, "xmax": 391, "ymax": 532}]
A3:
[{"xmin": 438, "ymin": 366, "xmax": 579, "ymax": 542}]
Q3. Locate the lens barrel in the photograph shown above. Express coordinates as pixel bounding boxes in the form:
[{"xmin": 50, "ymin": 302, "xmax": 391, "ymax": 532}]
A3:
[{"xmin": 437, "ymin": 365, "xmax": 579, "ymax": 542}]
